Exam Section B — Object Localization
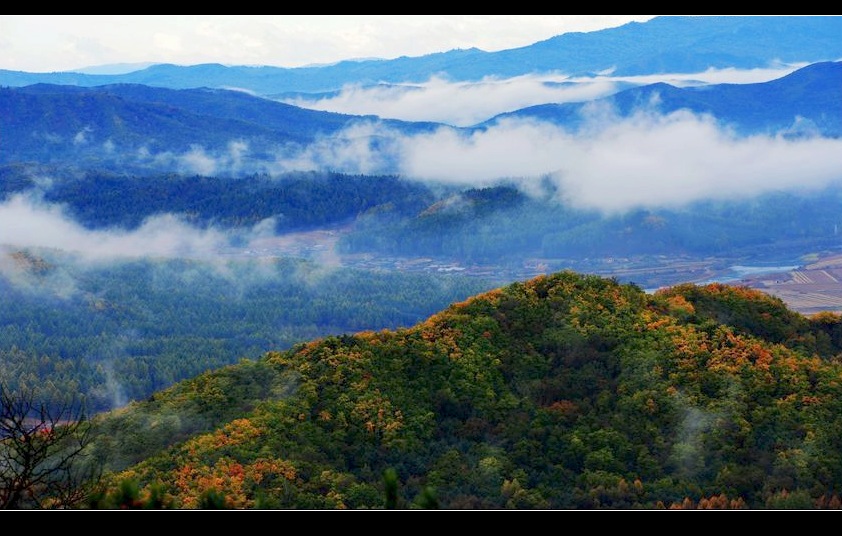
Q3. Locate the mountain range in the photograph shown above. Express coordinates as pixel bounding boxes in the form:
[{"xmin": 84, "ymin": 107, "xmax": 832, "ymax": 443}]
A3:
[
  {"xmin": 483, "ymin": 60, "xmax": 842, "ymax": 137},
  {"xmin": 4, "ymin": 15, "xmax": 842, "ymax": 510},
  {"xmin": 0, "ymin": 83, "xmax": 441, "ymax": 170},
  {"xmin": 1, "ymin": 60, "xmax": 839, "ymax": 171},
  {"xmin": 1, "ymin": 16, "xmax": 841, "ymax": 94}
]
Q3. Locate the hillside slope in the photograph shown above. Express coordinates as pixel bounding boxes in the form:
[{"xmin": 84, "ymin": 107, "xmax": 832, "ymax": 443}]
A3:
[
  {"xmin": 0, "ymin": 84, "xmax": 441, "ymax": 170},
  {"xmin": 89, "ymin": 271, "xmax": 842, "ymax": 509}
]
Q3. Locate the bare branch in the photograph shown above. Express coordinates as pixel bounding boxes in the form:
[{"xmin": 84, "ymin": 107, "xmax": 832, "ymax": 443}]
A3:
[{"xmin": 0, "ymin": 382, "xmax": 99, "ymax": 509}]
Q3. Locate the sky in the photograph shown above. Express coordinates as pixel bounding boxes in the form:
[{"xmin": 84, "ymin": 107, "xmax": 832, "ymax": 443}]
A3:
[{"xmin": 0, "ymin": 15, "xmax": 656, "ymax": 73}]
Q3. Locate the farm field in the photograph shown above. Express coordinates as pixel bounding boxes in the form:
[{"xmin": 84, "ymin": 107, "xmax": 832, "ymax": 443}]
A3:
[{"xmin": 737, "ymin": 253, "xmax": 842, "ymax": 315}]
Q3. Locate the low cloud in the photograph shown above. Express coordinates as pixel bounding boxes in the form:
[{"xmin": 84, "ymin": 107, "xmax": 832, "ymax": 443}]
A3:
[
  {"xmin": 74, "ymin": 126, "xmax": 93, "ymax": 145},
  {"xmin": 0, "ymin": 194, "xmax": 232, "ymax": 260},
  {"xmin": 266, "ymin": 121, "xmax": 401, "ymax": 176},
  {"xmin": 602, "ymin": 63, "xmax": 808, "ymax": 87},
  {"xmin": 282, "ymin": 74, "xmax": 622, "ymax": 127},
  {"xmin": 248, "ymin": 103, "xmax": 842, "ymax": 214},
  {"xmin": 0, "ymin": 246, "xmax": 81, "ymax": 299},
  {"xmin": 387, "ymin": 109, "xmax": 842, "ymax": 212},
  {"xmin": 33, "ymin": 104, "xmax": 840, "ymax": 217},
  {"xmin": 139, "ymin": 140, "xmax": 253, "ymax": 176},
  {"xmin": 97, "ymin": 358, "xmax": 129, "ymax": 409},
  {"xmin": 177, "ymin": 145, "xmax": 218, "ymax": 175},
  {"xmin": 11, "ymin": 70, "xmax": 842, "ymax": 225},
  {"xmin": 280, "ymin": 66, "xmax": 804, "ymax": 127}
]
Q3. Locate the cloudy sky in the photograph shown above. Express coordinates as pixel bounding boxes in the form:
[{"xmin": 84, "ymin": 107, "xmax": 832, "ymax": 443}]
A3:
[{"xmin": 0, "ymin": 15, "xmax": 656, "ymax": 73}]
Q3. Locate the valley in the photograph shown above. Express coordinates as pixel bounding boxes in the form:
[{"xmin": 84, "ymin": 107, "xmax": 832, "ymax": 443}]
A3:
[
  {"xmin": 221, "ymin": 226, "xmax": 842, "ymax": 315},
  {"xmin": 3, "ymin": 15, "xmax": 842, "ymax": 509},
  {"xmin": 736, "ymin": 253, "xmax": 842, "ymax": 315}
]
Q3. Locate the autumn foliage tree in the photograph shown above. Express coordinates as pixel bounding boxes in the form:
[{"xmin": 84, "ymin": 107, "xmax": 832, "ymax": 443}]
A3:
[{"xmin": 84, "ymin": 272, "xmax": 842, "ymax": 508}]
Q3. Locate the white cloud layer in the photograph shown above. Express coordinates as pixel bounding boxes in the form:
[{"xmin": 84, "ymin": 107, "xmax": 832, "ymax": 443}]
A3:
[
  {"xmin": 36, "ymin": 93, "xmax": 838, "ymax": 218},
  {"xmin": 0, "ymin": 194, "xmax": 232, "ymax": 260},
  {"xmin": 263, "ymin": 108, "xmax": 842, "ymax": 213},
  {"xmin": 281, "ymin": 65, "xmax": 806, "ymax": 127}
]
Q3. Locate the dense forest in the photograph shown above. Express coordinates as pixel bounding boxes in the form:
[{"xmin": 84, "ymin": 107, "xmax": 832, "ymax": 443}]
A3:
[
  {"xmin": 69, "ymin": 271, "xmax": 842, "ymax": 509},
  {"xmin": 341, "ymin": 182, "xmax": 842, "ymax": 264},
  {"xmin": 0, "ymin": 250, "xmax": 492, "ymax": 413},
  {"xmin": 5, "ymin": 165, "xmax": 842, "ymax": 269},
  {"xmin": 0, "ymin": 167, "xmax": 438, "ymax": 232}
]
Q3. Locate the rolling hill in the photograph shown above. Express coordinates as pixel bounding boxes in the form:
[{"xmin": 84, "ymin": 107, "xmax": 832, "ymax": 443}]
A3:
[
  {"xmin": 0, "ymin": 83, "xmax": 441, "ymax": 170},
  {"xmin": 84, "ymin": 270, "xmax": 842, "ymax": 509}
]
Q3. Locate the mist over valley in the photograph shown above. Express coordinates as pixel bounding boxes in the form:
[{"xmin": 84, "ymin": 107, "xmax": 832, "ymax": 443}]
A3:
[{"xmin": 3, "ymin": 16, "xmax": 842, "ymax": 509}]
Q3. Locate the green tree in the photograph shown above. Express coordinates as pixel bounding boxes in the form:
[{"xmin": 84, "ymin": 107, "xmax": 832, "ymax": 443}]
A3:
[{"xmin": 384, "ymin": 468, "xmax": 399, "ymax": 509}]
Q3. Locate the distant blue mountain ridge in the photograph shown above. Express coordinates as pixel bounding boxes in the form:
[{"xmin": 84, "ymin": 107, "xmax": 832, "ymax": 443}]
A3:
[
  {"xmin": 481, "ymin": 60, "xmax": 842, "ymax": 137},
  {"xmin": 1, "ymin": 60, "xmax": 839, "ymax": 172},
  {"xmin": 0, "ymin": 82, "xmax": 441, "ymax": 170},
  {"xmin": 0, "ymin": 16, "xmax": 840, "ymax": 95}
]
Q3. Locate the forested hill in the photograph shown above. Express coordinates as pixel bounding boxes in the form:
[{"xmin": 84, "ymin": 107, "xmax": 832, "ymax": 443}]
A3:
[
  {"xmin": 0, "ymin": 84, "xmax": 442, "ymax": 170},
  {"xmin": 90, "ymin": 271, "xmax": 842, "ymax": 509}
]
